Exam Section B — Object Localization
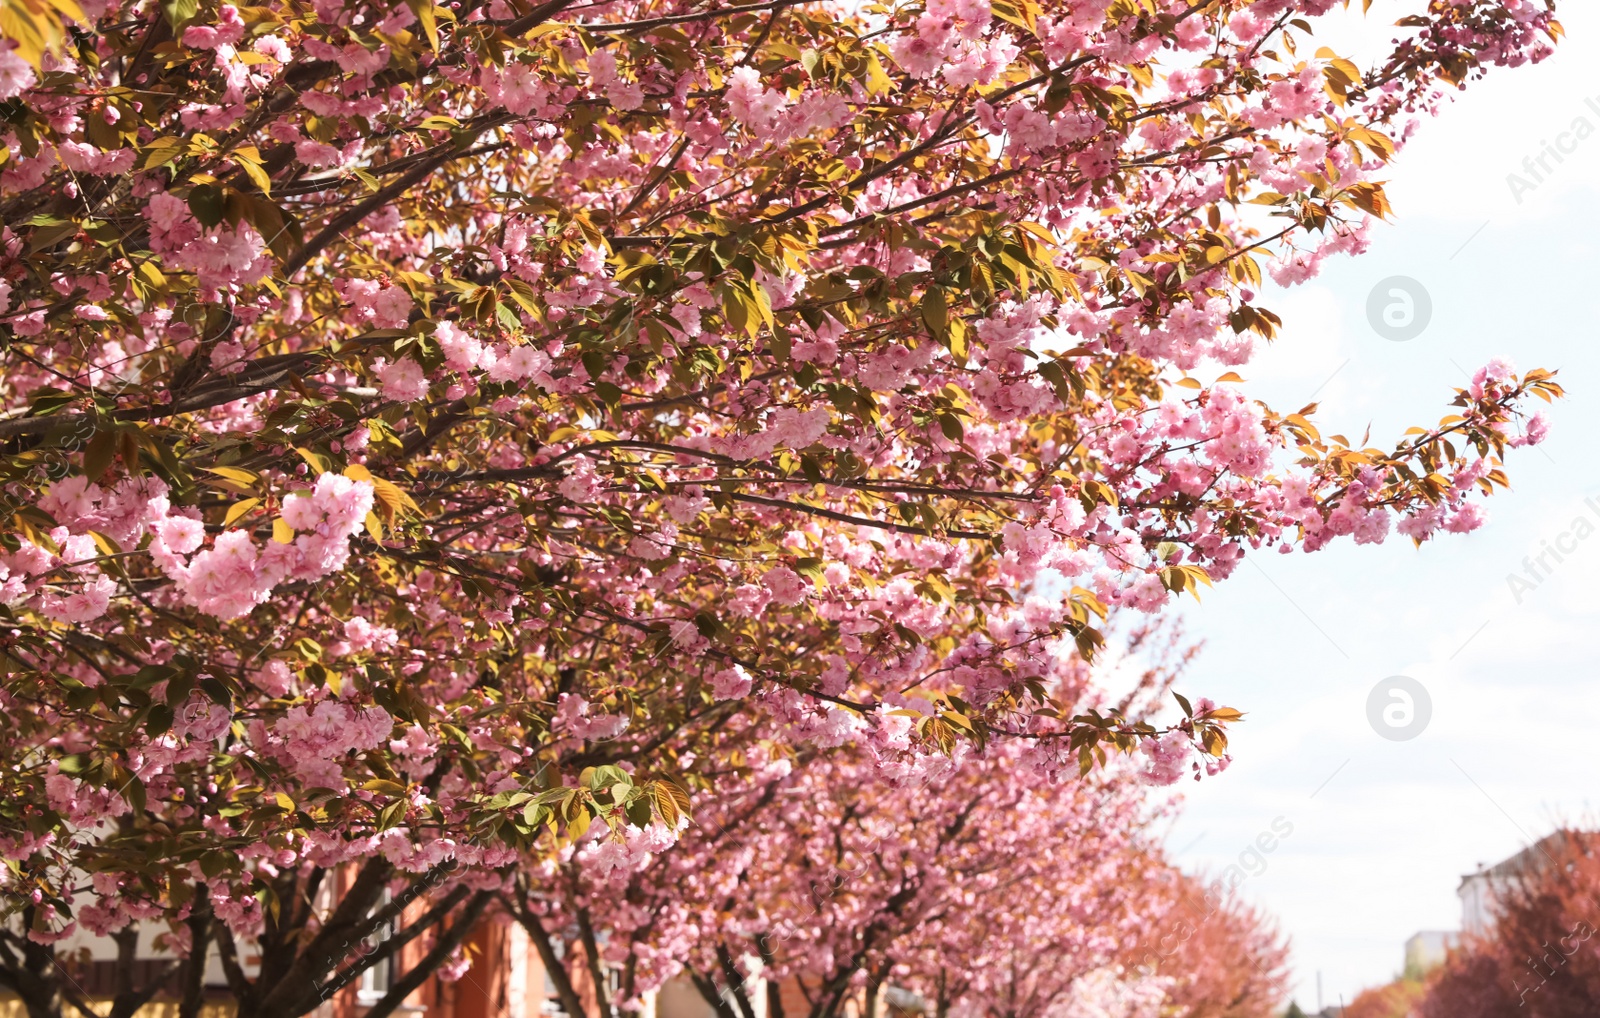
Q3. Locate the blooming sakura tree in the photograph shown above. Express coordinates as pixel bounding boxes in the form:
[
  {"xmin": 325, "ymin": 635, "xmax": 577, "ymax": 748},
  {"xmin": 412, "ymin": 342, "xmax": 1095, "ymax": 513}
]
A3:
[
  {"xmin": 507, "ymin": 737, "xmax": 1151, "ymax": 1017},
  {"xmin": 506, "ymin": 738, "xmax": 1288, "ymax": 1018},
  {"xmin": 1418, "ymin": 830, "xmax": 1600, "ymax": 1018},
  {"xmin": 1343, "ymin": 977, "xmax": 1426, "ymax": 1018},
  {"xmin": 505, "ymin": 626, "xmax": 1276, "ymax": 1018},
  {"xmin": 1132, "ymin": 872, "xmax": 1290, "ymax": 1018},
  {"xmin": 0, "ymin": 0, "xmax": 1565, "ymax": 1012}
]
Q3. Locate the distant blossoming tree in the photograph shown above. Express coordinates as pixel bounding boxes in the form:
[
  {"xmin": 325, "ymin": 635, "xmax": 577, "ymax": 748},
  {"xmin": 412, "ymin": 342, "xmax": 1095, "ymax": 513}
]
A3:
[
  {"xmin": 509, "ymin": 641, "xmax": 1286, "ymax": 1018},
  {"xmin": 1419, "ymin": 830, "xmax": 1600, "ymax": 1018},
  {"xmin": 0, "ymin": 0, "xmax": 1564, "ymax": 1014},
  {"xmin": 1134, "ymin": 871, "xmax": 1291, "ymax": 1018},
  {"xmin": 1343, "ymin": 976, "xmax": 1426, "ymax": 1018}
]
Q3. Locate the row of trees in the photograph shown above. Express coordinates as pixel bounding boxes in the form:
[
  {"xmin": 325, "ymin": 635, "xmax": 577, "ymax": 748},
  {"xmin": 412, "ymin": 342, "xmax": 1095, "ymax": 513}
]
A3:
[
  {"xmin": 4, "ymin": 622, "xmax": 1291, "ymax": 1018},
  {"xmin": 507, "ymin": 715, "xmax": 1293, "ymax": 1018},
  {"xmin": 503, "ymin": 625, "xmax": 1288, "ymax": 1018},
  {"xmin": 0, "ymin": 0, "xmax": 1564, "ymax": 1013}
]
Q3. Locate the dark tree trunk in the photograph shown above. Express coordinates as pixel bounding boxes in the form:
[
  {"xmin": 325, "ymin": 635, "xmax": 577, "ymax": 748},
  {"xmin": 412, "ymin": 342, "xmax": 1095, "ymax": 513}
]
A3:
[
  {"xmin": 574, "ymin": 901, "xmax": 611, "ymax": 1018},
  {"xmin": 0, "ymin": 912, "xmax": 67, "ymax": 1018},
  {"xmin": 716, "ymin": 945, "xmax": 759, "ymax": 1018},
  {"xmin": 757, "ymin": 935, "xmax": 785, "ymax": 1018},
  {"xmin": 864, "ymin": 973, "xmax": 883, "ymax": 1018},
  {"xmin": 105, "ymin": 926, "xmax": 177, "ymax": 1018},
  {"xmin": 178, "ymin": 906, "xmax": 214, "ymax": 1018},
  {"xmin": 689, "ymin": 969, "xmax": 742, "ymax": 1018}
]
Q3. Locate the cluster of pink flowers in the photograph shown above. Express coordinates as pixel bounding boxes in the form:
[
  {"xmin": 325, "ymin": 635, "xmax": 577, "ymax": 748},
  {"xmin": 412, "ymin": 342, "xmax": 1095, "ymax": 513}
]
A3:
[
  {"xmin": 25, "ymin": 469, "xmax": 374, "ymax": 623},
  {"xmin": 577, "ymin": 820, "xmax": 685, "ymax": 880},
  {"xmin": 0, "ymin": 540, "xmax": 54, "ymax": 613},
  {"xmin": 210, "ymin": 884, "xmax": 265, "ymax": 937},
  {"xmin": 155, "ymin": 472, "xmax": 373, "ymax": 619},
  {"xmin": 44, "ymin": 768, "xmax": 131, "ymax": 827},
  {"xmin": 888, "ymin": 0, "xmax": 1015, "ymax": 85},
  {"xmin": 268, "ymin": 700, "xmax": 394, "ymax": 788},
  {"xmin": 1056, "ymin": 967, "xmax": 1172, "ymax": 1018},
  {"xmin": 552, "ymin": 693, "xmax": 629, "ymax": 743},
  {"xmin": 76, "ymin": 873, "xmax": 168, "ymax": 939},
  {"xmin": 173, "ymin": 692, "xmax": 234, "ymax": 743},
  {"xmin": 37, "ymin": 474, "xmax": 171, "ymax": 546},
  {"xmin": 144, "ymin": 193, "xmax": 273, "ymax": 291},
  {"xmin": 1137, "ymin": 731, "xmax": 1195, "ymax": 786},
  {"xmin": 0, "ymin": 49, "xmax": 37, "ymax": 99},
  {"xmin": 341, "ymin": 278, "xmax": 415, "ymax": 329}
]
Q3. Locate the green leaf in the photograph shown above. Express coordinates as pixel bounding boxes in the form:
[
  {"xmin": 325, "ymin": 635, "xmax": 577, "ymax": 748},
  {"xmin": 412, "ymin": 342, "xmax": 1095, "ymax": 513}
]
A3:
[
  {"xmin": 407, "ymin": 0, "xmax": 439, "ymax": 48},
  {"xmin": 650, "ymin": 779, "xmax": 691, "ymax": 827},
  {"xmin": 920, "ymin": 287, "xmax": 948, "ymax": 341},
  {"xmin": 82, "ymin": 426, "xmax": 117, "ymax": 482},
  {"xmin": 145, "ymin": 703, "xmax": 174, "ymax": 736},
  {"xmin": 164, "ymin": 671, "xmax": 195, "ymax": 707},
  {"xmin": 160, "ymin": 0, "xmax": 199, "ymax": 33},
  {"xmin": 568, "ymin": 805, "xmax": 592, "ymax": 839},
  {"xmin": 187, "ymin": 184, "xmax": 226, "ymax": 228},
  {"xmin": 625, "ymin": 796, "xmax": 652, "ymax": 827},
  {"xmin": 233, "ymin": 146, "xmax": 272, "ymax": 196},
  {"xmin": 377, "ymin": 799, "xmax": 407, "ymax": 830},
  {"xmin": 721, "ymin": 285, "xmax": 750, "ymax": 336},
  {"xmin": 224, "ymin": 497, "xmax": 261, "ymax": 527},
  {"xmin": 589, "ymin": 764, "xmax": 630, "ymax": 791}
]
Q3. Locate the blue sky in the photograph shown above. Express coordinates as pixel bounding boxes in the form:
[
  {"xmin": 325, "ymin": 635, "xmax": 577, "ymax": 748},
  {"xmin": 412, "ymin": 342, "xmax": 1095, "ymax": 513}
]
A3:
[{"xmin": 1154, "ymin": 1, "xmax": 1600, "ymax": 1009}]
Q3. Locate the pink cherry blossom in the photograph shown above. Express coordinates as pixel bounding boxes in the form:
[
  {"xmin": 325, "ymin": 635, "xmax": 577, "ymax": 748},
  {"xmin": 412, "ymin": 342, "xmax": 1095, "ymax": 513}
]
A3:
[{"xmin": 376, "ymin": 357, "xmax": 429, "ymax": 401}]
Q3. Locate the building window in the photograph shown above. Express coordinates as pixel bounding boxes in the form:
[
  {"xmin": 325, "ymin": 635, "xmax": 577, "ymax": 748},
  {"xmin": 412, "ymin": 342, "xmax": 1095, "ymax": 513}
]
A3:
[{"xmin": 358, "ymin": 895, "xmax": 397, "ymax": 1005}]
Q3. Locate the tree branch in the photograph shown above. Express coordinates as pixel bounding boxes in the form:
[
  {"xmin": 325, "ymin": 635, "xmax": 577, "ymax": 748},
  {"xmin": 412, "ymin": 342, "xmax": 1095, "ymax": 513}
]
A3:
[
  {"xmin": 315, "ymin": 885, "xmax": 472, "ymax": 1006},
  {"xmin": 361, "ymin": 891, "xmax": 493, "ymax": 1018}
]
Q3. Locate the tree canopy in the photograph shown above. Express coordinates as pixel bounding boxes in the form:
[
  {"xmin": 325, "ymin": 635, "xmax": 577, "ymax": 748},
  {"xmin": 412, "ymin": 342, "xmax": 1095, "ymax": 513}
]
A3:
[{"xmin": 0, "ymin": 0, "xmax": 1564, "ymax": 1013}]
